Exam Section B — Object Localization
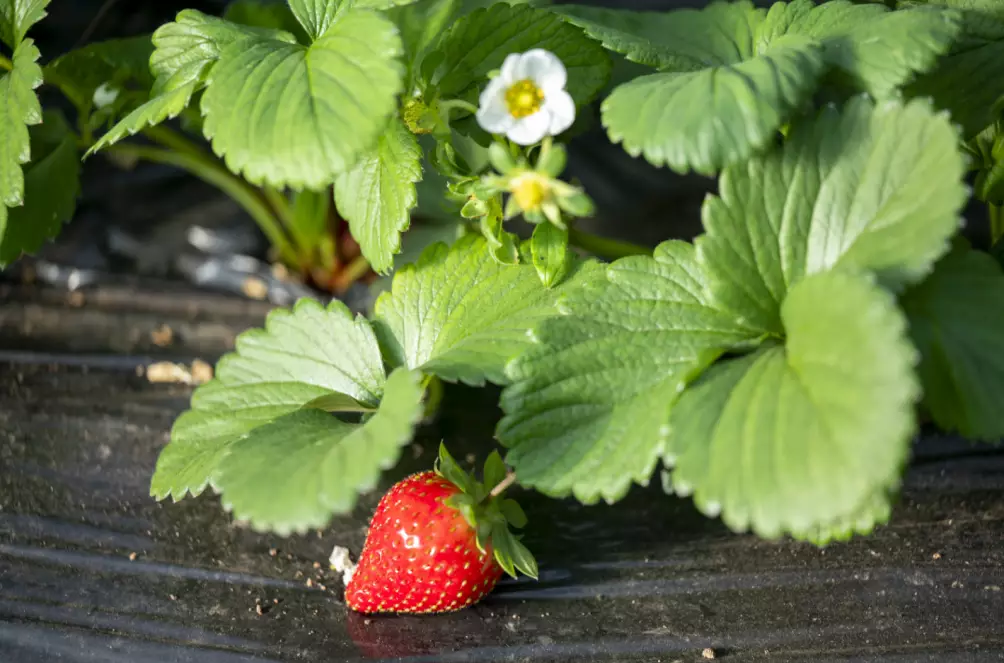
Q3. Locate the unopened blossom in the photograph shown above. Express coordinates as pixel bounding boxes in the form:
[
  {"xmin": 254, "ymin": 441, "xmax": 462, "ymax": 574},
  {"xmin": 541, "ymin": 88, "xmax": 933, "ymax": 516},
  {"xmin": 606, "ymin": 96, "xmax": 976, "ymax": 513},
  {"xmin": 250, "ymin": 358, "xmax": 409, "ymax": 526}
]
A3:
[{"xmin": 476, "ymin": 49, "xmax": 576, "ymax": 146}]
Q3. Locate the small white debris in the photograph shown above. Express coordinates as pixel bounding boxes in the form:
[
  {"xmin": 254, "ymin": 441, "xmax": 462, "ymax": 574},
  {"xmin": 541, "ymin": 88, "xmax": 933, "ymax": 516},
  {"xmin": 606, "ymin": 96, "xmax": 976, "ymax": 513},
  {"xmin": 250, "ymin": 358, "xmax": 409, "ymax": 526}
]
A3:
[
  {"xmin": 190, "ymin": 360, "xmax": 215, "ymax": 383},
  {"xmin": 146, "ymin": 362, "xmax": 193, "ymax": 384},
  {"xmin": 145, "ymin": 360, "xmax": 213, "ymax": 385},
  {"xmin": 150, "ymin": 324, "xmax": 174, "ymax": 347},
  {"xmin": 241, "ymin": 276, "xmax": 269, "ymax": 300},
  {"xmin": 93, "ymin": 82, "xmax": 120, "ymax": 108},
  {"xmin": 329, "ymin": 545, "xmax": 357, "ymax": 585}
]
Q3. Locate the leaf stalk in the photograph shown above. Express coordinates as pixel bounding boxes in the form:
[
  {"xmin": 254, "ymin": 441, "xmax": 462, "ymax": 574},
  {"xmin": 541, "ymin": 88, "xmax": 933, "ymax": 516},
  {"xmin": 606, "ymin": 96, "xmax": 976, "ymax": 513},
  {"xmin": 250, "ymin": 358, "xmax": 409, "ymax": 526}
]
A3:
[
  {"xmin": 990, "ymin": 203, "xmax": 1004, "ymax": 246},
  {"xmin": 568, "ymin": 227, "xmax": 650, "ymax": 260}
]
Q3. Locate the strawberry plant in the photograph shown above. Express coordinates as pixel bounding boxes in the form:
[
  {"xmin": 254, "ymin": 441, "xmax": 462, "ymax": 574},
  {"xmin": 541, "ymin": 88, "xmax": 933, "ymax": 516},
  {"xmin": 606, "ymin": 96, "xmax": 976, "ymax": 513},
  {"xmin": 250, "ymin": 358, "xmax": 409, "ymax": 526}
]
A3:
[{"xmin": 5, "ymin": 0, "xmax": 1004, "ymax": 611}]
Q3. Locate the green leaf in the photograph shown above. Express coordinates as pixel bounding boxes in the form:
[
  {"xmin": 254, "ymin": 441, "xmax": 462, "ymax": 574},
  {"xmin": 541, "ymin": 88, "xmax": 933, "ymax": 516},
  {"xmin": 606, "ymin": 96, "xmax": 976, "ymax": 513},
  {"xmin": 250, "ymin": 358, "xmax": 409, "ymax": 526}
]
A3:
[
  {"xmin": 756, "ymin": 0, "xmax": 959, "ymax": 98},
  {"xmin": 459, "ymin": 0, "xmax": 550, "ymax": 14},
  {"xmin": 791, "ymin": 487, "xmax": 895, "ymax": 546},
  {"xmin": 334, "ymin": 118, "xmax": 421, "ymax": 274},
  {"xmin": 497, "ymin": 241, "xmax": 759, "ymax": 504},
  {"xmin": 45, "ymin": 36, "xmax": 155, "ymax": 111},
  {"xmin": 86, "ymin": 10, "xmax": 289, "ymax": 155},
  {"xmin": 903, "ymin": 0, "xmax": 1004, "ymax": 138},
  {"xmin": 602, "ymin": 34, "xmax": 825, "ymax": 176},
  {"xmin": 667, "ymin": 271, "xmax": 918, "ymax": 540},
  {"xmin": 429, "ymin": 3, "xmax": 611, "ymax": 107},
  {"xmin": 0, "ymin": 111, "xmax": 80, "ymax": 266},
  {"xmin": 150, "ymin": 9, "xmax": 296, "ymax": 91},
  {"xmin": 200, "ymin": 9, "xmax": 404, "ymax": 189},
  {"xmin": 368, "ymin": 220, "xmax": 467, "ymax": 299},
  {"xmin": 554, "ymin": 1, "xmax": 763, "ymax": 70},
  {"xmin": 901, "ymin": 242, "xmax": 1004, "ymax": 442},
  {"xmin": 978, "ymin": 157, "xmax": 1004, "ymax": 205},
  {"xmin": 288, "ymin": 0, "xmax": 339, "ymax": 41},
  {"xmin": 149, "ymin": 298, "xmax": 389, "ymax": 500},
  {"xmin": 0, "ymin": 0, "xmax": 47, "ymax": 48},
  {"xmin": 562, "ymin": 0, "xmax": 957, "ymax": 98},
  {"xmin": 216, "ymin": 368, "xmax": 424, "ymax": 535},
  {"xmin": 373, "ymin": 234, "xmax": 603, "ymax": 386},
  {"xmin": 0, "ymin": 39, "xmax": 42, "ymax": 225},
  {"xmin": 391, "ymin": 0, "xmax": 548, "ymax": 89},
  {"xmin": 387, "ymin": 0, "xmax": 459, "ymax": 88},
  {"xmin": 87, "ymin": 83, "xmax": 200, "ymax": 155},
  {"xmin": 302, "ymin": 391, "xmax": 374, "ymax": 412},
  {"xmin": 224, "ymin": 0, "xmax": 307, "ymax": 42},
  {"xmin": 353, "ymin": 0, "xmax": 424, "ymax": 10},
  {"xmin": 151, "ymin": 381, "xmax": 335, "ymax": 500},
  {"xmin": 530, "ymin": 221, "xmax": 569, "ymax": 288},
  {"xmin": 482, "ymin": 450, "xmax": 507, "ymax": 490},
  {"xmin": 698, "ymin": 95, "xmax": 968, "ymax": 337},
  {"xmin": 218, "ymin": 298, "xmax": 386, "ymax": 405}
]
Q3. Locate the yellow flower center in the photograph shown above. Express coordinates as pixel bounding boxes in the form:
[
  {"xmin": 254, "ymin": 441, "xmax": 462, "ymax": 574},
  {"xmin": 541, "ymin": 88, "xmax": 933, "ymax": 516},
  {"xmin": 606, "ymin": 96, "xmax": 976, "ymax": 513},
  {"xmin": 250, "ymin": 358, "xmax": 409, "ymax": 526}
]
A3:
[
  {"xmin": 505, "ymin": 79, "xmax": 545, "ymax": 119},
  {"xmin": 511, "ymin": 173, "xmax": 549, "ymax": 211}
]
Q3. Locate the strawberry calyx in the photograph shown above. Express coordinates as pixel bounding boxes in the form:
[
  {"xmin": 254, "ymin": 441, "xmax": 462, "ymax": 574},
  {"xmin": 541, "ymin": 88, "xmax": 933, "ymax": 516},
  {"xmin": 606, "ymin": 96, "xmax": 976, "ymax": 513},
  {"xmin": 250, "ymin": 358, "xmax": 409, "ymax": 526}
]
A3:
[{"xmin": 433, "ymin": 442, "xmax": 538, "ymax": 580}]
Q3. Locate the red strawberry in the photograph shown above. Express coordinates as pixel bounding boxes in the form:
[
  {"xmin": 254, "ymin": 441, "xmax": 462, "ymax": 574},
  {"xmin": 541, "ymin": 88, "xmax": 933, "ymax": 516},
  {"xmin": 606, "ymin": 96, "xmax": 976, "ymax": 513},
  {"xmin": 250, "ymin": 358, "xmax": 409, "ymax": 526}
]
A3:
[{"xmin": 345, "ymin": 444, "xmax": 537, "ymax": 614}]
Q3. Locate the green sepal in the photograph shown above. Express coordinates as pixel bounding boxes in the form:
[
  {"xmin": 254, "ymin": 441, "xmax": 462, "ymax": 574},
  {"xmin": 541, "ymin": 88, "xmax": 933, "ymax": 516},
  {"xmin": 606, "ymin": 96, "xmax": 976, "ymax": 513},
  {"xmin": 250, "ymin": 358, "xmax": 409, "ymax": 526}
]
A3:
[
  {"xmin": 558, "ymin": 190, "xmax": 594, "ymax": 218},
  {"xmin": 491, "ymin": 525, "xmax": 539, "ymax": 579},
  {"xmin": 434, "ymin": 441, "xmax": 477, "ymax": 494},
  {"xmin": 488, "ymin": 142, "xmax": 520, "ymax": 174},
  {"xmin": 461, "ymin": 197, "xmax": 488, "ymax": 219},
  {"xmin": 536, "ymin": 142, "xmax": 567, "ymax": 178},
  {"xmin": 483, "ymin": 450, "xmax": 508, "ymax": 491},
  {"xmin": 479, "ymin": 197, "xmax": 520, "ymax": 265},
  {"xmin": 433, "ymin": 443, "xmax": 538, "ymax": 580},
  {"xmin": 499, "ymin": 498, "xmax": 527, "ymax": 528},
  {"xmin": 531, "ymin": 222, "xmax": 570, "ymax": 288}
]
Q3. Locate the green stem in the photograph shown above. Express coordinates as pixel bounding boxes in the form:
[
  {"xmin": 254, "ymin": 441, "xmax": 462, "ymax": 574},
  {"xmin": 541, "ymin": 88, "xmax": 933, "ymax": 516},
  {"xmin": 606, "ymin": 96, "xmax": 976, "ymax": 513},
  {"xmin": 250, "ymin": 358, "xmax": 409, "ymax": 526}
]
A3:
[
  {"xmin": 340, "ymin": 255, "xmax": 372, "ymax": 284},
  {"xmin": 142, "ymin": 125, "xmax": 210, "ymax": 160},
  {"xmin": 105, "ymin": 143, "xmax": 300, "ymax": 266},
  {"xmin": 0, "ymin": 53, "xmax": 11, "ymax": 71},
  {"xmin": 438, "ymin": 99, "xmax": 479, "ymax": 116},
  {"xmin": 488, "ymin": 471, "xmax": 516, "ymax": 499},
  {"xmin": 568, "ymin": 228, "xmax": 650, "ymax": 260},
  {"xmin": 263, "ymin": 186, "xmax": 296, "ymax": 229},
  {"xmin": 991, "ymin": 203, "xmax": 1004, "ymax": 246}
]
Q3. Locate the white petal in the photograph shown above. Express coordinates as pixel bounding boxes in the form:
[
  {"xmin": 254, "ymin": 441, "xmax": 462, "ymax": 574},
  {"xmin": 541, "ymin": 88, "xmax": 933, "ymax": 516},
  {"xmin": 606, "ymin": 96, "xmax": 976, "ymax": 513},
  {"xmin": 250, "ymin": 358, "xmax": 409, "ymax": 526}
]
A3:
[
  {"xmin": 544, "ymin": 89, "xmax": 576, "ymax": 135},
  {"xmin": 499, "ymin": 53, "xmax": 522, "ymax": 83},
  {"xmin": 506, "ymin": 111, "xmax": 550, "ymax": 146},
  {"xmin": 478, "ymin": 76, "xmax": 508, "ymax": 111},
  {"xmin": 515, "ymin": 49, "xmax": 566, "ymax": 92},
  {"xmin": 478, "ymin": 103, "xmax": 515, "ymax": 134},
  {"xmin": 477, "ymin": 78, "xmax": 515, "ymax": 134}
]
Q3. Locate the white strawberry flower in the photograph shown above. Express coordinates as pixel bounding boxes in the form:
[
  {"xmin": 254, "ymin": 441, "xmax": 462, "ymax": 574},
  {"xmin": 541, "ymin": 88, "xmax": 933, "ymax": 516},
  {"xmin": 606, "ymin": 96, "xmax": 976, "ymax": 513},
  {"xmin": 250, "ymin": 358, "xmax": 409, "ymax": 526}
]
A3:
[{"xmin": 476, "ymin": 49, "xmax": 576, "ymax": 146}]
